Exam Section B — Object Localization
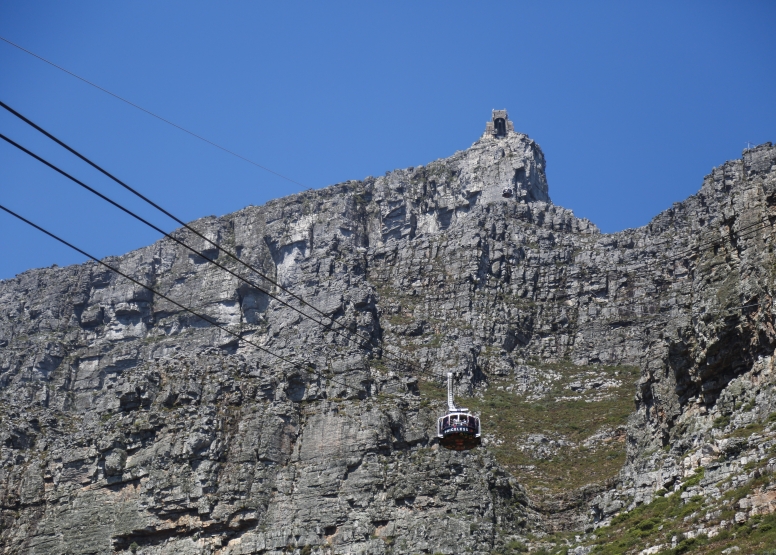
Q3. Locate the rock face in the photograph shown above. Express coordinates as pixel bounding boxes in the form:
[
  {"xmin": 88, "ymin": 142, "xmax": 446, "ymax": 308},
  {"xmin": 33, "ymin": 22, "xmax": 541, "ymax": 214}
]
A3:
[{"xmin": 0, "ymin": 121, "xmax": 775, "ymax": 554}]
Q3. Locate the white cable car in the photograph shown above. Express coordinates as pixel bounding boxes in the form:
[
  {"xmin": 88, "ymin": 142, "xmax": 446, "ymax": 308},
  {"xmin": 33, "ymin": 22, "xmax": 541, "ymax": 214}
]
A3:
[
  {"xmin": 437, "ymin": 372, "xmax": 481, "ymax": 451},
  {"xmin": 502, "ymin": 187, "xmax": 514, "ymax": 198}
]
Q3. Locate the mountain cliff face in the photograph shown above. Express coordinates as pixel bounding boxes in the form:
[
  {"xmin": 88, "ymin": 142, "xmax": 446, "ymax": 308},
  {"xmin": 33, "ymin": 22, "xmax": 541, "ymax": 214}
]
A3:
[{"xmin": 1, "ymin": 123, "xmax": 775, "ymax": 554}]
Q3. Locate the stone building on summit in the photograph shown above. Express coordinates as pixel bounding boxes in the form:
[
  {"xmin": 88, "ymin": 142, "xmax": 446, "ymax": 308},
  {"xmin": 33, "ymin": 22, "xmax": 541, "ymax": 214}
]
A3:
[{"xmin": 484, "ymin": 109, "xmax": 514, "ymax": 137}]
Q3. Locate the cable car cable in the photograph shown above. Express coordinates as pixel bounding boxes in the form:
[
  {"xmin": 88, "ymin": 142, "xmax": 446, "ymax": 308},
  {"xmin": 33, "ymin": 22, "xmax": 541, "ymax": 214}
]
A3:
[
  {"xmin": 0, "ymin": 133, "xmax": 332, "ymax": 330},
  {"xmin": 0, "ymin": 132, "xmax": 439, "ymax": 381},
  {"xmin": 0, "ymin": 202, "xmax": 415, "ymax": 402},
  {"xmin": 0, "ymin": 100, "xmax": 350, "ymax": 335},
  {"xmin": 0, "ymin": 36, "xmax": 306, "ymax": 190},
  {"xmin": 0, "ymin": 100, "xmax": 459, "ymax": 379}
]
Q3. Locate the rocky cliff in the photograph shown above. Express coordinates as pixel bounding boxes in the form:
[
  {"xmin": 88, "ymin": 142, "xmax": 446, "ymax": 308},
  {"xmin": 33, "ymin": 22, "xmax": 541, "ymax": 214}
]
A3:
[{"xmin": 1, "ymin": 123, "xmax": 775, "ymax": 554}]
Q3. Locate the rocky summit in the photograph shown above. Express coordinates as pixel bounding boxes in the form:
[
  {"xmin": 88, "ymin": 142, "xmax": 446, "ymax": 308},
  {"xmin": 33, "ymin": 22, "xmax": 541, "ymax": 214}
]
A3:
[{"xmin": 1, "ymin": 111, "xmax": 776, "ymax": 554}]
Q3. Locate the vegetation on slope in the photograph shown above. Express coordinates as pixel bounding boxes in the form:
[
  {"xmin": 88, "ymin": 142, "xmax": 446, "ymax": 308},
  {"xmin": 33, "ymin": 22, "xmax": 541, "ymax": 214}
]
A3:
[
  {"xmin": 419, "ymin": 361, "xmax": 640, "ymax": 495},
  {"xmin": 522, "ymin": 412, "xmax": 776, "ymax": 554}
]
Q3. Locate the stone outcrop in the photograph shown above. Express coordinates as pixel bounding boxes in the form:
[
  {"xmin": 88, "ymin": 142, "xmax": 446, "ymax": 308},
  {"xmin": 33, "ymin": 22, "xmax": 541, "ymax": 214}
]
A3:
[{"xmin": 1, "ymin": 123, "xmax": 775, "ymax": 554}]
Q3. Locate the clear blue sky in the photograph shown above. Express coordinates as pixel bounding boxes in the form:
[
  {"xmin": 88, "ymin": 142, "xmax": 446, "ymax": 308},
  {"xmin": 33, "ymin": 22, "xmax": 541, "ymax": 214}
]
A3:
[{"xmin": 1, "ymin": 1, "xmax": 774, "ymax": 280}]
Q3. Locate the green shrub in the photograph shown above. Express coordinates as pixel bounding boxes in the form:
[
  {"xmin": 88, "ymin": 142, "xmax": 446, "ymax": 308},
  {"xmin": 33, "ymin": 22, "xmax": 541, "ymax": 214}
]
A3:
[
  {"xmin": 674, "ymin": 539, "xmax": 695, "ymax": 553},
  {"xmin": 682, "ymin": 468, "xmax": 705, "ymax": 489},
  {"xmin": 505, "ymin": 539, "xmax": 528, "ymax": 553},
  {"xmin": 713, "ymin": 414, "xmax": 731, "ymax": 429}
]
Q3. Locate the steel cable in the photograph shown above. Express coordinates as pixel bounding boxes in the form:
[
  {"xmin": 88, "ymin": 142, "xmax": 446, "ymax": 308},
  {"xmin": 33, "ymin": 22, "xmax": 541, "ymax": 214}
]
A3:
[
  {"xmin": 0, "ymin": 132, "xmax": 441, "ymax": 380},
  {"xmin": 0, "ymin": 36, "xmax": 307, "ymax": 189},
  {"xmin": 0, "ymin": 202, "xmax": 416, "ymax": 403}
]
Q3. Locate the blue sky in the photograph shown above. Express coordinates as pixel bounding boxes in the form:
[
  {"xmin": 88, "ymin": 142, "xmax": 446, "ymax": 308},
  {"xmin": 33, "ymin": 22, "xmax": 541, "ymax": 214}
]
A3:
[{"xmin": 1, "ymin": 1, "xmax": 774, "ymax": 280}]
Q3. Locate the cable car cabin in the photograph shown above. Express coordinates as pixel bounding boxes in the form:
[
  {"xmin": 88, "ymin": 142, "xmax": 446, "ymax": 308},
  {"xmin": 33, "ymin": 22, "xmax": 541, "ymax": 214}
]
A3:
[
  {"xmin": 502, "ymin": 187, "xmax": 514, "ymax": 198},
  {"xmin": 438, "ymin": 410, "xmax": 481, "ymax": 450},
  {"xmin": 437, "ymin": 373, "xmax": 481, "ymax": 451}
]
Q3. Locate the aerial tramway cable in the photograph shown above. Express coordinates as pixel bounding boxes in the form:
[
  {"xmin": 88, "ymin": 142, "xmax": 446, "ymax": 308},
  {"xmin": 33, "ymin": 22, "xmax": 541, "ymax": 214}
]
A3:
[
  {"xmin": 0, "ymin": 202, "xmax": 405, "ymax": 403},
  {"xmin": 0, "ymin": 130, "xmax": 441, "ymax": 383},
  {"xmin": 0, "ymin": 101, "xmax": 367, "ymax": 339},
  {"xmin": 0, "ymin": 99, "xmax": 444, "ymax": 377},
  {"xmin": 0, "ymin": 37, "xmax": 306, "ymax": 190}
]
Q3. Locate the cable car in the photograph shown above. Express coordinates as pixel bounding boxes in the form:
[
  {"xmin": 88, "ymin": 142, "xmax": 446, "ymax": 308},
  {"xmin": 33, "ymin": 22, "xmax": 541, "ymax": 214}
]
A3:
[
  {"xmin": 502, "ymin": 187, "xmax": 514, "ymax": 198},
  {"xmin": 437, "ymin": 372, "xmax": 481, "ymax": 451}
]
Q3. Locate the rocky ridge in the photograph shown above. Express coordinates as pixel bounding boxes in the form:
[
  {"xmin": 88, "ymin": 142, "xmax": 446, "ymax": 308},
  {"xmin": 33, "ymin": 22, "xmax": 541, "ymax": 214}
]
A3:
[{"xmin": 1, "ymin": 123, "xmax": 775, "ymax": 554}]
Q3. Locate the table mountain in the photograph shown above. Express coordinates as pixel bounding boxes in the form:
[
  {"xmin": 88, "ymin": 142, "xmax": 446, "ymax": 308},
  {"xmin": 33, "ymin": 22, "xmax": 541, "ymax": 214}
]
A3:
[{"xmin": 1, "ymin": 115, "xmax": 775, "ymax": 554}]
